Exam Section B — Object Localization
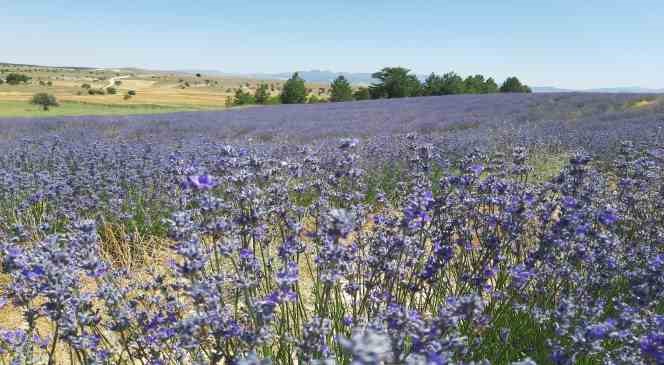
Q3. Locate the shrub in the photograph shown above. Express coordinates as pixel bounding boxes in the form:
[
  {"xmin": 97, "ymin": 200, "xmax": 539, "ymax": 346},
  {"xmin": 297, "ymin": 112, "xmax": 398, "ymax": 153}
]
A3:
[
  {"xmin": 106, "ymin": 87, "xmax": 117, "ymax": 95},
  {"xmin": 30, "ymin": 93, "xmax": 59, "ymax": 111},
  {"xmin": 81, "ymin": 83, "xmax": 91, "ymax": 89},
  {"xmin": 266, "ymin": 95, "xmax": 282, "ymax": 105},
  {"xmin": 254, "ymin": 83, "xmax": 270, "ymax": 104},
  {"xmin": 5, "ymin": 73, "xmax": 31, "ymax": 85},
  {"xmin": 280, "ymin": 72, "xmax": 307, "ymax": 104},
  {"xmin": 88, "ymin": 88, "xmax": 105, "ymax": 95},
  {"xmin": 308, "ymin": 94, "xmax": 323, "ymax": 103},
  {"xmin": 46, "ymin": 81, "xmax": 53, "ymax": 87},
  {"xmin": 233, "ymin": 89, "xmax": 256, "ymax": 106},
  {"xmin": 114, "ymin": 80, "xmax": 122, "ymax": 86},
  {"xmin": 127, "ymin": 90, "xmax": 136, "ymax": 96}
]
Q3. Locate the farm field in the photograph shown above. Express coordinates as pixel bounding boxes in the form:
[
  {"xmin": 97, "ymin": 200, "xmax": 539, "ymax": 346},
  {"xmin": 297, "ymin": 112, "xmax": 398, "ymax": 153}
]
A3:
[
  {"xmin": 0, "ymin": 100, "xmax": 198, "ymax": 118},
  {"xmin": 0, "ymin": 64, "xmax": 330, "ymax": 117},
  {"xmin": 1, "ymin": 92, "xmax": 663, "ymax": 364}
]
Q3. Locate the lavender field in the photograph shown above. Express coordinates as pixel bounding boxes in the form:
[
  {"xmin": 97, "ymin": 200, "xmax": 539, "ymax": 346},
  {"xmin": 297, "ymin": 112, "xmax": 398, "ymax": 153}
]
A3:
[{"xmin": 1, "ymin": 93, "xmax": 664, "ymax": 364}]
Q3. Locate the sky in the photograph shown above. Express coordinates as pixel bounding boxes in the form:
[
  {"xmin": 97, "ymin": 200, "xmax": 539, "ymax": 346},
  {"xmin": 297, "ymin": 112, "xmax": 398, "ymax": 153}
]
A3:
[{"xmin": 2, "ymin": 0, "xmax": 663, "ymax": 89}]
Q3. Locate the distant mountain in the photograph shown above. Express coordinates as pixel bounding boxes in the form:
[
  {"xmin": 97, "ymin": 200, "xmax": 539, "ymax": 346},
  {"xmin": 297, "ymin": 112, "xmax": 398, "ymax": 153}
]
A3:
[
  {"xmin": 245, "ymin": 70, "xmax": 379, "ymax": 85},
  {"xmin": 0, "ymin": 61, "xmax": 94, "ymax": 70},
  {"xmin": 175, "ymin": 69, "xmax": 382, "ymax": 84},
  {"xmin": 583, "ymin": 86, "xmax": 664, "ymax": 94},
  {"xmin": 532, "ymin": 85, "xmax": 664, "ymax": 94},
  {"xmin": 532, "ymin": 86, "xmax": 575, "ymax": 93}
]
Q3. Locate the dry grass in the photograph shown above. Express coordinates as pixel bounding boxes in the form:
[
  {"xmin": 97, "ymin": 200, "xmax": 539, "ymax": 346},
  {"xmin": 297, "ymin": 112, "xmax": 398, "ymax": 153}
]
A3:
[{"xmin": 0, "ymin": 65, "xmax": 330, "ymax": 114}]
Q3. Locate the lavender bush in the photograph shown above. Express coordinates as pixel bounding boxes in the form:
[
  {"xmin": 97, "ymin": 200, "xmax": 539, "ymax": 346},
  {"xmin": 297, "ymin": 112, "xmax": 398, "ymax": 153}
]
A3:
[{"xmin": 0, "ymin": 94, "xmax": 663, "ymax": 364}]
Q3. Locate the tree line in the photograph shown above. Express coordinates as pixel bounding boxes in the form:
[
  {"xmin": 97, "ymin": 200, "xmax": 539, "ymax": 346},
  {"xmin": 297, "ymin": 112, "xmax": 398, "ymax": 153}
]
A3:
[
  {"xmin": 367, "ymin": 67, "xmax": 531, "ymax": 99},
  {"xmin": 230, "ymin": 67, "xmax": 531, "ymax": 106}
]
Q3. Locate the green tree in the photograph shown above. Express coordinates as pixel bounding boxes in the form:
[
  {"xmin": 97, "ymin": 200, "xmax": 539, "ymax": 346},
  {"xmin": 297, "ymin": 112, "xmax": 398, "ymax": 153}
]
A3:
[
  {"xmin": 106, "ymin": 87, "xmax": 117, "ymax": 94},
  {"xmin": 280, "ymin": 72, "xmax": 307, "ymax": 104},
  {"xmin": 463, "ymin": 75, "xmax": 487, "ymax": 94},
  {"xmin": 329, "ymin": 76, "xmax": 354, "ymax": 102},
  {"xmin": 5, "ymin": 73, "xmax": 30, "ymax": 85},
  {"xmin": 114, "ymin": 80, "xmax": 122, "ymax": 86},
  {"xmin": 484, "ymin": 78, "xmax": 499, "ymax": 93},
  {"xmin": 369, "ymin": 67, "xmax": 421, "ymax": 99},
  {"xmin": 422, "ymin": 73, "xmax": 445, "ymax": 96},
  {"xmin": 233, "ymin": 89, "xmax": 256, "ymax": 106},
  {"xmin": 441, "ymin": 72, "xmax": 465, "ymax": 95},
  {"xmin": 127, "ymin": 90, "xmax": 136, "ymax": 96},
  {"xmin": 500, "ymin": 77, "xmax": 531, "ymax": 93},
  {"xmin": 353, "ymin": 87, "xmax": 370, "ymax": 101},
  {"xmin": 30, "ymin": 93, "xmax": 59, "ymax": 111},
  {"xmin": 254, "ymin": 83, "xmax": 270, "ymax": 104}
]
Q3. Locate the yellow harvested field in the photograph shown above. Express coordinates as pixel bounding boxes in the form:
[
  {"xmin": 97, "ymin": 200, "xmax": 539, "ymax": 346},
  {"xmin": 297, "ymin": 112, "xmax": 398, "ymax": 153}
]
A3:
[{"xmin": 0, "ymin": 65, "xmax": 330, "ymax": 115}]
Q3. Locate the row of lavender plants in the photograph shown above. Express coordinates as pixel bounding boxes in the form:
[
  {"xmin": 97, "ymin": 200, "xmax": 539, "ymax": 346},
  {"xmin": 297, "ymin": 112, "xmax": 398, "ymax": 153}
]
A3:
[{"xmin": 1, "ymin": 127, "xmax": 663, "ymax": 364}]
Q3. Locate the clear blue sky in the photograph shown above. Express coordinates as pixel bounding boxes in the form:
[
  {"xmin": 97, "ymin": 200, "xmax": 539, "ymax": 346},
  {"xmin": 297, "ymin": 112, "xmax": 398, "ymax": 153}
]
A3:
[{"xmin": 2, "ymin": 0, "xmax": 663, "ymax": 89}]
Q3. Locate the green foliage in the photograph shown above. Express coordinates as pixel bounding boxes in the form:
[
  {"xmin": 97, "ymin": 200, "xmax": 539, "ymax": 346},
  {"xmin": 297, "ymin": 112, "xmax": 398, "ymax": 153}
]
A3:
[
  {"xmin": 422, "ymin": 73, "xmax": 444, "ymax": 96},
  {"xmin": 46, "ymin": 81, "xmax": 53, "ymax": 87},
  {"xmin": 353, "ymin": 87, "xmax": 370, "ymax": 101},
  {"xmin": 81, "ymin": 83, "xmax": 91, "ymax": 89},
  {"xmin": 30, "ymin": 93, "xmax": 59, "ymax": 111},
  {"xmin": 369, "ymin": 67, "xmax": 421, "ymax": 99},
  {"xmin": 127, "ymin": 90, "xmax": 136, "ymax": 96},
  {"xmin": 266, "ymin": 95, "xmax": 282, "ymax": 105},
  {"xmin": 254, "ymin": 83, "xmax": 270, "ymax": 104},
  {"xmin": 441, "ymin": 72, "xmax": 466, "ymax": 95},
  {"xmin": 233, "ymin": 89, "xmax": 256, "ymax": 106},
  {"xmin": 5, "ymin": 73, "xmax": 31, "ymax": 85},
  {"xmin": 329, "ymin": 76, "xmax": 354, "ymax": 102},
  {"xmin": 106, "ymin": 87, "xmax": 117, "ymax": 95},
  {"xmin": 88, "ymin": 88, "xmax": 105, "ymax": 95},
  {"xmin": 423, "ymin": 72, "xmax": 501, "ymax": 96},
  {"xmin": 485, "ymin": 77, "xmax": 499, "ymax": 93},
  {"xmin": 500, "ymin": 77, "xmax": 532, "ymax": 93},
  {"xmin": 280, "ymin": 72, "xmax": 307, "ymax": 104},
  {"xmin": 308, "ymin": 94, "xmax": 324, "ymax": 103},
  {"xmin": 114, "ymin": 80, "xmax": 122, "ymax": 86},
  {"xmin": 463, "ymin": 74, "xmax": 487, "ymax": 94},
  {"xmin": 0, "ymin": 78, "xmax": 4, "ymax": 85}
]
